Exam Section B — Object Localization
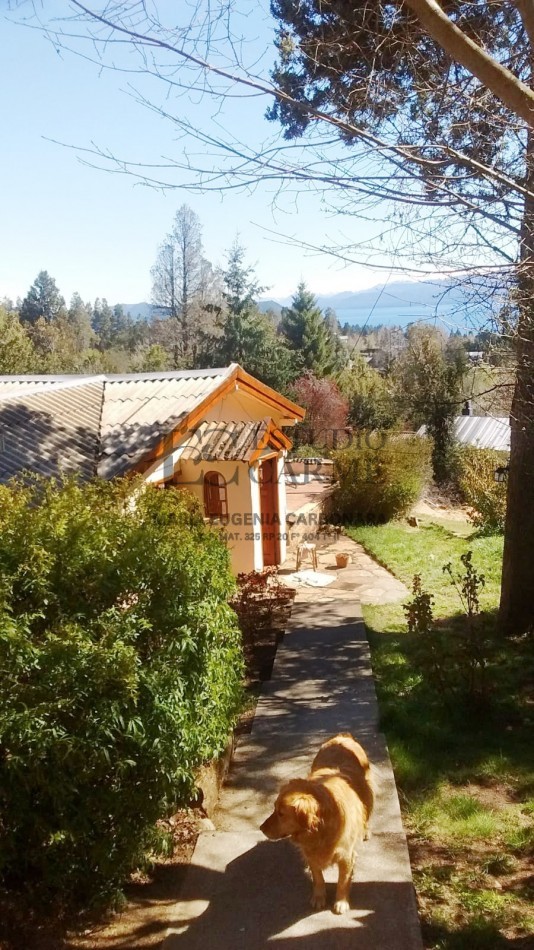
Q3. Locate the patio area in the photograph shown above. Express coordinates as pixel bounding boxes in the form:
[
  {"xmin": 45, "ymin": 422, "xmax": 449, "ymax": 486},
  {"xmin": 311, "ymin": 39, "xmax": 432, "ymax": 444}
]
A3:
[{"xmin": 280, "ymin": 533, "xmax": 409, "ymax": 605}]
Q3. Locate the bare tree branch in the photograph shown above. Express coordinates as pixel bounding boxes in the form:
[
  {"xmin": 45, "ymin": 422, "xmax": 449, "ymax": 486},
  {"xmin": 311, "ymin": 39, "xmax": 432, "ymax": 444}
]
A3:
[{"xmin": 405, "ymin": 0, "xmax": 534, "ymax": 125}]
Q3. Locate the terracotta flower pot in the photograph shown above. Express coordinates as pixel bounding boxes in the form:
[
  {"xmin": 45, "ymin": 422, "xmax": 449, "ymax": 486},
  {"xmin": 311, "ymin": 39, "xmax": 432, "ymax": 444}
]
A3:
[{"xmin": 335, "ymin": 553, "xmax": 350, "ymax": 569}]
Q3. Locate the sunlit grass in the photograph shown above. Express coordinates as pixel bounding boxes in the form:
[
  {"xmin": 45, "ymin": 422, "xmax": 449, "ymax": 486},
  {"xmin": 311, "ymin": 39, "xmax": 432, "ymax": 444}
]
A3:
[
  {"xmin": 410, "ymin": 787, "xmax": 531, "ymax": 848},
  {"xmin": 346, "ymin": 516, "xmax": 533, "ymax": 948},
  {"xmin": 347, "ymin": 520, "xmax": 503, "ymax": 619}
]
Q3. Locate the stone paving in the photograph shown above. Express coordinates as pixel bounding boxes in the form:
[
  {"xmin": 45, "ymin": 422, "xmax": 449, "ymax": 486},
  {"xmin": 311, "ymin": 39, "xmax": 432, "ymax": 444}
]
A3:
[
  {"xmin": 281, "ymin": 534, "xmax": 409, "ymax": 605},
  {"xmin": 162, "ymin": 583, "xmax": 423, "ymax": 949}
]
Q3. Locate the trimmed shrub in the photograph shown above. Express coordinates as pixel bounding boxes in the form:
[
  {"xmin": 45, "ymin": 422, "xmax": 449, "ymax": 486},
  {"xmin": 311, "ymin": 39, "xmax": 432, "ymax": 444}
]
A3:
[
  {"xmin": 456, "ymin": 446, "xmax": 508, "ymax": 533},
  {"xmin": 328, "ymin": 434, "xmax": 431, "ymax": 523},
  {"xmin": 288, "ymin": 443, "xmax": 331, "ymax": 459},
  {"xmin": 0, "ymin": 477, "xmax": 243, "ymax": 904}
]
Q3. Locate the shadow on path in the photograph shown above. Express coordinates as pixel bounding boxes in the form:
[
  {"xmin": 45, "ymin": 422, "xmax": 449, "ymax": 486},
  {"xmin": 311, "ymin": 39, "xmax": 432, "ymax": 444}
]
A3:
[{"xmin": 164, "ymin": 839, "xmax": 420, "ymax": 950}]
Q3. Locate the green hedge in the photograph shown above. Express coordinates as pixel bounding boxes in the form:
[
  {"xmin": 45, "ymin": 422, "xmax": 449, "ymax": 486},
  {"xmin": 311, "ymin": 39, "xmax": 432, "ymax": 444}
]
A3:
[
  {"xmin": 329, "ymin": 434, "xmax": 431, "ymax": 523},
  {"xmin": 0, "ymin": 477, "xmax": 243, "ymax": 903},
  {"xmin": 455, "ymin": 445, "xmax": 508, "ymax": 533}
]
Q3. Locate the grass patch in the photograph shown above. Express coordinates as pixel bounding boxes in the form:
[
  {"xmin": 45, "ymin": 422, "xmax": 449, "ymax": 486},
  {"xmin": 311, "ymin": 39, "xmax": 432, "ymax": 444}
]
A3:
[
  {"xmin": 348, "ymin": 520, "xmax": 503, "ymax": 617},
  {"xmin": 347, "ymin": 519, "xmax": 534, "ymax": 948}
]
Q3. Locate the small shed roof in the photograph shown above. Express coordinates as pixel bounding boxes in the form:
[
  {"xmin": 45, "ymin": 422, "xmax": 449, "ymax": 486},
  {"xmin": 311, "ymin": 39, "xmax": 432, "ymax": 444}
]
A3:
[
  {"xmin": 179, "ymin": 419, "xmax": 291, "ymax": 463},
  {"xmin": 453, "ymin": 415, "xmax": 510, "ymax": 452}
]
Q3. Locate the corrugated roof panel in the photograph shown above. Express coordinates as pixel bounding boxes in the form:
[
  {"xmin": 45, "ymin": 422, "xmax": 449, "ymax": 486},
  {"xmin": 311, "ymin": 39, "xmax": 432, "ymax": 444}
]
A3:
[
  {"xmin": 454, "ymin": 415, "xmax": 510, "ymax": 451},
  {"xmin": 99, "ymin": 375, "xmax": 228, "ymax": 466},
  {"xmin": 418, "ymin": 416, "xmax": 510, "ymax": 452},
  {"xmin": 0, "ymin": 382, "xmax": 103, "ymax": 482},
  {"xmin": 0, "ymin": 376, "xmax": 103, "ymax": 399},
  {"xmin": 179, "ymin": 419, "xmax": 280, "ymax": 462},
  {"xmin": 0, "ymin": 367, "xmax": 244, "ymax": 482}
]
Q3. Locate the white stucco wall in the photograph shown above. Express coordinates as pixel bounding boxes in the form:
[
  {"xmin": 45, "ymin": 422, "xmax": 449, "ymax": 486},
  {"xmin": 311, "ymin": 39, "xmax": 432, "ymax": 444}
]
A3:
[
  {"xmin": 248, "ymin": 461, "xmax": 264, "ymax": 572},
  {"xmin": 176, "ymin": 458, "xmax": 261, "ymax": 575},
  {"xmin": 140, "ymin": 381, "xmax": 297, "ymax": 573},
  {"xmin": 277, "ymin": 452, "xmax": 288, "ymax": 564}
]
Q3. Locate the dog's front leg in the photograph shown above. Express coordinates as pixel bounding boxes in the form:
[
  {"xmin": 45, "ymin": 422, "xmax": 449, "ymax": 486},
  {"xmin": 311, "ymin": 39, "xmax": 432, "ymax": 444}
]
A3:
[
  {"xmin": 309, "ymin": 862, "xmax": 326, "ymax": 910},
  {"xmin": 333, "ymin": 857, "xmax": 354, "ymax": 914}
]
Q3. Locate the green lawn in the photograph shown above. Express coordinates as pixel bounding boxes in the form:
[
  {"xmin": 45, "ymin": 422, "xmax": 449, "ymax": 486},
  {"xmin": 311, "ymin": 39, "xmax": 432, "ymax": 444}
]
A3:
[
  {"xmin": 346, "ymin": 519, "xmax": 534, "ymax": 950},
  {"xmin": 348, "ymin": 518, "xmax": 503, "ymax": 634}
]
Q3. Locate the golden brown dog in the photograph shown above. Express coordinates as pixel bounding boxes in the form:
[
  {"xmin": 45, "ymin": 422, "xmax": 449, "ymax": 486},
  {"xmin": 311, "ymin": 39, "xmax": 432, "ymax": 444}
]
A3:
[{"xmin": 260, "ymin": 733, "xmax": 374, "ymax": 914}]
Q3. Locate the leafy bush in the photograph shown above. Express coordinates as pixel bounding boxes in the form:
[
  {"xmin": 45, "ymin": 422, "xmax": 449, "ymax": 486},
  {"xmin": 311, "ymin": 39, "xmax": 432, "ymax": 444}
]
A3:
[
  {"xmin": 404, "ymin": 553, "xmax": 489, "ymax": 700},
  {"xmin": 0, "ymin": 477, "xmax": 243, "ymax": 904},
  {"xmin": 288, "ymin": 443, "xmax": 331, "ymax": 459},
  {"xmin": 456, "ymin": 445, "xmax": 508, "ymax": 533},
  {"xmin": 328, "ymin": 434, "xmax": 431, "ymax": 523},
  {"xmin": 231, "ymin": 568, "xmax": 294, "ymax": 636}
]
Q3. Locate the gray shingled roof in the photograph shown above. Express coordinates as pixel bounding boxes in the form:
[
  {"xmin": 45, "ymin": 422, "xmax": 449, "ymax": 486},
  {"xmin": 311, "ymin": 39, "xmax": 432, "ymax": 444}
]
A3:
[{"xmin": 0, "ymin": 368, "xmax": 234, "ymax": 483}]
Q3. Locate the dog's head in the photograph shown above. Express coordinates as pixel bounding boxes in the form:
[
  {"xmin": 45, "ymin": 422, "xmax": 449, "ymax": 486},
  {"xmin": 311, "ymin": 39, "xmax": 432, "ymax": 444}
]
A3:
[{"xmin": 260, "ymin": 783, "xmax": 321, "ymax": 840}]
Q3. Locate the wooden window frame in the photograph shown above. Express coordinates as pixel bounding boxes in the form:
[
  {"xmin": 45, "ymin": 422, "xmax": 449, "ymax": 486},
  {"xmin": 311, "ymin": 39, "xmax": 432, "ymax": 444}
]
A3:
[{"xmin": 203, "ymin": 470, "xmax": 229, "ymax": 522}]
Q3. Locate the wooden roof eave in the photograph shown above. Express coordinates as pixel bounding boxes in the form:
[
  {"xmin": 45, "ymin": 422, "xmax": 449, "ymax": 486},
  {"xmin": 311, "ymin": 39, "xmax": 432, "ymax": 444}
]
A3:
[
  {"xmin": 249, "ymin": 420, "xmax": 293, "ymax": 464},
  {"xmin": 235, "ymin": 367, "xmax": 305, "ymax": 422},
  {"xmin": 131, "ymin": 365, "xmax": 300, "ymax": 476},
  {"xmin": 131, "ymin": 369, "xmax": 241, "ymax": 475}
]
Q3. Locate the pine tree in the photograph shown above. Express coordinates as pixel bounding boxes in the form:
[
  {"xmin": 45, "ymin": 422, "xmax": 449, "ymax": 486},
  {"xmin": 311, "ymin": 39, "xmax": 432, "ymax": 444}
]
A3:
[
  {"xmin": 280, "ymin": 283, "xmax": 338, "ymax": 376},
  {"xmin": 92, "ymin": 298, "xmax": 114, "ymax": 349},
  {"xmin": 20, "ymin": 271, "xmax": 65, "ymax": 325},
  {"xmin": 68, "ymin": 293, "xmax": 95, "ymax": 351},
  {"xmin": 206, "ymin": 240, "xmax": 295, "ymax": 391}
]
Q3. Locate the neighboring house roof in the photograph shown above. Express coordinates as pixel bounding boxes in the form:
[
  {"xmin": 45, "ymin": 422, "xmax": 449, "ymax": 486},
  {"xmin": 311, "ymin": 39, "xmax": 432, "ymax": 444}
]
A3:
[
  {"xmin": 453, "ymin": 415, "xmax": 510, "ymax": 452},
  {"xmin": 0, "ymin": 366, "xmax": 304, "ymax": 483},
  {"xmin": 418, "ymin": 416, "xmax": 510, "ymax": 452}
]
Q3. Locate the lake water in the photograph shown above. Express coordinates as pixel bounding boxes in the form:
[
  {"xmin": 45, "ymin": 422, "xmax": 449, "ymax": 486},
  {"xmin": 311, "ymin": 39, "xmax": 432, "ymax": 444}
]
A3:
[{"xmin": 334, "ymin": 305, "xmax": 465, "ymax": 329}]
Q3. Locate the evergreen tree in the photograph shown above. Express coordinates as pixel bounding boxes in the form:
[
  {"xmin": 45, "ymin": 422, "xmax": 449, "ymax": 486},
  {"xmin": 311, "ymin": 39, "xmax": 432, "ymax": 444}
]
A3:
[
  {"xmin": 206, "ymin": 240, "xmax": 295, "ymax": 391},
  {"xmin": 68, "ymin": 292, "xmax": 95, "ymax": 351},
  {"xmin": 20, "ymin": 271, "xmax": 65, "ymax": 325},
  {"xmin": 338, "ymin": 357, "xmax": 399, "ymax": 432},
  {"xmin": 280, "ymin": 283, "xmax": 338, "ymax": 376},
  {"xmin": 132, "ymin": 344, "xmax": 171, "ymax": 372},
  {"xmin": 111, "ymin": 304, "xmax": 129, "ymax": 345},
  {"xmin": 0, "ymin": 307, "xmax": 36, "ymax": 373},
  {"xmin": 392, "ymin": 326, "xmax": 465, "ymax": 482},
  {"xmin": 29, "ymin": 316, "xmax": 80, "ymax": 373},
  {"xmin": 91, "ymin": 298, "xmax": 114, "ymax": 349}
]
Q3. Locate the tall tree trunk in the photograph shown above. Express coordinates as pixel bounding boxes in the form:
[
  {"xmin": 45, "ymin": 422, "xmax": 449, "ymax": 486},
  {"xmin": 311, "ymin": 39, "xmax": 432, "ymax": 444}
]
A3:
[{"xmin": 499, "ymin": 131, "xmax": 534, "ymax": 635}]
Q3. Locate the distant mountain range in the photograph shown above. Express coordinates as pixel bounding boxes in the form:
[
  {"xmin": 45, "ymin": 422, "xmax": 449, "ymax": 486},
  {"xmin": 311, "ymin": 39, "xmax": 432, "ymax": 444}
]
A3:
[
  {"xmin": 120, "ymin": 302, "xmax": 153, "ymax": 321},
  {"xmin": 122, "ymin": 299, "xmax": 286, "ymax": 321},
  {"xmin": 260, "ymin": 279, "xmax": 471, "ymax": 313},
  {"xmin": 313, "ymin": 279, "xmax": 469, "ymax": 311},
  {"xmin": 121, "ymin": 279, "xmax": 487, "ymax": 329},
  {"xmin": 260, "ymin": 279, "xmax": 491, "ymax": 328}
]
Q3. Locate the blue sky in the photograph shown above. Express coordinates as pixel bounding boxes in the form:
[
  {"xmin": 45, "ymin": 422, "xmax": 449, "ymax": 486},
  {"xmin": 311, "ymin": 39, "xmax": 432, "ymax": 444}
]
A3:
[{"xmin": 0, "ymin": 1, "xmax": 409, "ymax": 307}]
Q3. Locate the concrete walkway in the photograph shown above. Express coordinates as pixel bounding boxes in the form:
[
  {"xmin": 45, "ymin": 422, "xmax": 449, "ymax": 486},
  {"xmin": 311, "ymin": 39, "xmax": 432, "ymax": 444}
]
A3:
[{"xmin": 162, "ymin": 595, "xmax": 423, "ymax": 949}]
